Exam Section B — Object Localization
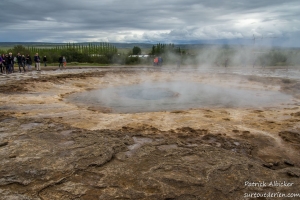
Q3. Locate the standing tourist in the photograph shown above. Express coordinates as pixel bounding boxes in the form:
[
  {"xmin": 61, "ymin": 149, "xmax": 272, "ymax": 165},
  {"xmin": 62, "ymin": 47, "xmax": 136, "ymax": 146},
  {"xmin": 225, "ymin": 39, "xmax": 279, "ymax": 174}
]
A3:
[
  {"xmin": 1, "ymin": 54, "xmax": 6, "ymax": 74},
  {"xmin": 62, "ymin": 56, "xmax": 67, "ymax": 68},
  {"xmin": 34, "ymin": 53, "xmax": 41, "ymax": 71},
  {"xmin": 176, "ymin": 56, "xmax": 181, "ymax": 68},
  {"xmin": 224, "ymin": 58, "xmax": 228, "ymax": 68},
  {"xmin": 4, "ymin": 54, "xmax": 10, "ymax": 74},
  {"xmin": 8, "ymin": 53, "xmax": 14, "ymax": 73},
  {"xmin": 26, "ymin": 54, "xmax": 32, "ymax": 70},
  {"xmin": 43, "ymin": 56, "xmax": 47, "ymax": 67},
  {"xmin": 0, "ymin": 54, "xmax": 3, "ymax": 74},
  {"xmin": 17, "ymin": 53, "xmax": 26, "ymax": 73},
  {"xmin": 13, "ymin": 54, "xmax": 17, "ymax": 72},
  {"xmin": 158, "ymin": 57, "xmax": 163, "ymax": 66},
  {"xmin": 22, "ymin": 55, "xmax": 26, "ymax": 70},
  {"xmin": 58, "ymin": 56, "xmax": 63, "ymax": 69},
  {"xmin": 153, "ymin": 57, "xmax": 158, "ymax": 66}
]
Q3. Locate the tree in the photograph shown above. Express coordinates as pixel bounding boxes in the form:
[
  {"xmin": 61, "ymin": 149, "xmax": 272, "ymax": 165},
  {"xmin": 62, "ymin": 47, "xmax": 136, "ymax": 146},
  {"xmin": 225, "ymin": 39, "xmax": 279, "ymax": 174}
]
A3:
[
  {"xmin": 10, "ymin": 45, "xmax": 30, "ymax": 56},
  {"xmin": 132, "ymin": 46, "xmax": 141, "ymax": 55}
]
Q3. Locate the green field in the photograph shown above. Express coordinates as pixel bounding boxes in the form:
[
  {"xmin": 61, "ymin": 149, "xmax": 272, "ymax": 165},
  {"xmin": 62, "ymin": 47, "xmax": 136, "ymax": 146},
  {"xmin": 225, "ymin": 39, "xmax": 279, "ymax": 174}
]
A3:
[{"xmin": 1, "ymin": 42, "xmax": 299, "ymax": 66}]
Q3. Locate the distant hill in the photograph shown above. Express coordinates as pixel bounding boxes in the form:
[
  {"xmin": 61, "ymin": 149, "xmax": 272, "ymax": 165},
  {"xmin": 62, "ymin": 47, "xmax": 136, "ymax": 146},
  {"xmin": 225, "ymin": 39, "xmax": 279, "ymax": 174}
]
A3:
[
  {"xmin": 0, "ymin": 42, "xmax": 239, "ymax": 49},
  {"xmin": 0, "ymin": 42, "xmax": 218, "ymax": 50},
  {"xmin": 0, "ymin": 40, "xmax": 299, "ymax": 50}
]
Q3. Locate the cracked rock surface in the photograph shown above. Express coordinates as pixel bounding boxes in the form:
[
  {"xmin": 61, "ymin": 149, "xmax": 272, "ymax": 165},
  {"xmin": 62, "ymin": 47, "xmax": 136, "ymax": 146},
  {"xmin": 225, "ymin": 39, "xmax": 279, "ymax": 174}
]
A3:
[{"xmin": 0, "ymin": 67, "xmax": 300, "ymax": 199}]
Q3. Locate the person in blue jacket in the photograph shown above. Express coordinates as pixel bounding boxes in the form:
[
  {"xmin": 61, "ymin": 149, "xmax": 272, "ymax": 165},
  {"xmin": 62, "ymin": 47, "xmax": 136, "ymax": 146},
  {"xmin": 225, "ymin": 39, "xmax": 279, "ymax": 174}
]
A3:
[{"xmin": 158, "ymin": 57, "xmax": 163, "ymax": 66}]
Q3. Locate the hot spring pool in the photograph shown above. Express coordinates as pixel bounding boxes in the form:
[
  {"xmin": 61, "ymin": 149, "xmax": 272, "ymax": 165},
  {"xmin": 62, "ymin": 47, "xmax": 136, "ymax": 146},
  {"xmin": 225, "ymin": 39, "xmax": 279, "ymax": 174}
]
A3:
[{"xmin": 68, "ymin": 82, "xmax": 292, "ymax": 113}]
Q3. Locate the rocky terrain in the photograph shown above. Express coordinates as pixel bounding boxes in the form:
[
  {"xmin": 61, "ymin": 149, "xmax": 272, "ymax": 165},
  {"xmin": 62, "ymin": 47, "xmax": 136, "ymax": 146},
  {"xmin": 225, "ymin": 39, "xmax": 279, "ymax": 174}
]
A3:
[{"xmin": 0, "ymin": 66, "xmax": 299, "ymax": 200}]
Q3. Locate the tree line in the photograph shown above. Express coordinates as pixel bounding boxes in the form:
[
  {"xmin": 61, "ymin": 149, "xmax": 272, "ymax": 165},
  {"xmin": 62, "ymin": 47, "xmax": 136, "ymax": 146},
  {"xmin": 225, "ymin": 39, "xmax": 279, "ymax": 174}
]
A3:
[
  {"xmin": 0, "ymin": 43, "xmax": 118, "ymax": 64},
  {"xmin": 0, "ymin": 43, "xmax": 298, "ymax": 66}
]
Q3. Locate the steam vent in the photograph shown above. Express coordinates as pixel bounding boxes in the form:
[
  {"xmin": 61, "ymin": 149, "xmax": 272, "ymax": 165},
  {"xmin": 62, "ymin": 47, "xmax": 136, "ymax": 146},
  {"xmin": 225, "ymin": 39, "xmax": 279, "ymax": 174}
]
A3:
[{"xmin": 1, "ymin": 66, "xmax": 300, "ymax": 199}]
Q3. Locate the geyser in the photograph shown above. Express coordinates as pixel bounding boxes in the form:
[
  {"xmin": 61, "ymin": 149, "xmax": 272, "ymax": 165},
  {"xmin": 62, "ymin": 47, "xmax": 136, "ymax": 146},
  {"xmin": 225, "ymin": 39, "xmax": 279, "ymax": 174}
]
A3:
[{"xmin": 68, "ymin": 81, "xmax": 292, "ymax": 113}]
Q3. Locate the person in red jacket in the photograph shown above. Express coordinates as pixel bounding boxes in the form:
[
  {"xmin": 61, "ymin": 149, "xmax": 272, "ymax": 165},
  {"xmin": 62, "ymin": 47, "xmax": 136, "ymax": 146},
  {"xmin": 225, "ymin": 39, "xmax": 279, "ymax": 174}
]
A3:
[{"xmin": 153, "ymin": 57, "xmax": 158, "ymax": 66}]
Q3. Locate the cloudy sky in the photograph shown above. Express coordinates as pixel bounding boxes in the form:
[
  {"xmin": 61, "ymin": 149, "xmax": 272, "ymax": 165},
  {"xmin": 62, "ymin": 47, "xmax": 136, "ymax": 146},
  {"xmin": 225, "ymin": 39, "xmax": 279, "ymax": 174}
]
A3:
[{"xmin": 1, "ymin": 0, "xmax": 300, "ymax": 46}]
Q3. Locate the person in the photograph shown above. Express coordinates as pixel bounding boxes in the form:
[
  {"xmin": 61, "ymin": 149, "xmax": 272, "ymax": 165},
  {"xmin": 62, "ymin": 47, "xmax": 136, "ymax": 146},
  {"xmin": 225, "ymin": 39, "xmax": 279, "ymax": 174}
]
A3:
[
  {"xmin": 252, "ymin": 58, "xmax": 256, "ymax": 68},
  {"xmin": 153, "ymin": 57, "xmax": 158, "ymax": 66},
  {"xmin": 261, "ymin": 57, "xmax": 266, "ymax": 68},
  {"xmin": 1, "ymin": 54, "xmax": 6, "ymax": 74},
  {"xmin": 62, "ymin": 56, "xmax": 67, "ymax": 68},
  {"xmin": 224, "ymin": 58, "xmax": 228, "ymax": 68},
  {"xmin": 176, "ymin": 57, "xmax": 181, "ymax": 68},
  {"xmin": 22, "ymin": 55, "xmax": 26, "ymax": 69},
  {"xmin": 34, "ymin": 53, "xmax": 41, "ymax": 71},
  {"xmin": 8, "ymin": 52, "xmax": 14, "ymax": 73},
  {"xmin": 13, "ymin": 54, "xmax": 17, "ymax": 72},
  {"xmin": 0, "ymin": 54, "xmax": 3, "ymax": 74},
  {"xmin": 158, "ymin": 57, "xmax": 163, "ymax": 66},
  {"xmin": 58, "ymin": 56, "xmax": 63, "ymax": 69},
  {"xmin": 43, "ymin": 56, "xmax": 47, "ymax": 67},
  {"xmin": 26, "ymin": 54, "xmax": 32, "ymax": 70},
  {"xmin": 4, "ymin": 54, "xmax": 10, "ymax": 74},
  {"xmin": 2, "ymin": 54, "xmax": 7, "ymax": 74},
  {"xmin": 17, "ymin": 53, "xmax": 26, "ymax": 73}
]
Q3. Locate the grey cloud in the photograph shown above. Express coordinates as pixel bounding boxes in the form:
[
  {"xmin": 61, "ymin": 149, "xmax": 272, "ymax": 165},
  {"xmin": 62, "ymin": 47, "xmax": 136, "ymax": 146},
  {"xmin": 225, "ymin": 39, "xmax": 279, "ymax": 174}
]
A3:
[{"xmin": 0, "ymin": 0, "xmax": 299, "ymax": 46}]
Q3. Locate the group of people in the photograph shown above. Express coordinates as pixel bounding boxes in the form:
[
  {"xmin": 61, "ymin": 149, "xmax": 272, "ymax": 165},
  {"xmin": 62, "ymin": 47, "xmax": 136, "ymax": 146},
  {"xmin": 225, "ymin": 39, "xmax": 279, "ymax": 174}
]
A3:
[
  {"xmin": 58, "ymin": 56, "xmax": 67, "ymax": 69},
  {"xmin": 0, "ymin": 52, "xmax": 45, "ymax": 74},
  {"xmin": 0, "ymin": 53, "xmax": 67, "ymax": 74},
  {"xmin": 1, "ymin": 53, "xmax": 29, "ymax": 74},
  {"xmin": 153, "ymin": 57, "xmax": 163, "ymax": 66}
]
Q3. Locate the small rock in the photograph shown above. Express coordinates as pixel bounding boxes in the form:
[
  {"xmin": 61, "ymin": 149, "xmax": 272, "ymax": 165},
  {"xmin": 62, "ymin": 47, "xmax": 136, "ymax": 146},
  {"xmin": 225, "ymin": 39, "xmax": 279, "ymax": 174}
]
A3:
[
  {"xmin": 284, "ymin": 160, "xmax": 294, "ymax": 166},
  {"xmin": 263, "ymin": 163, "xmax": 273, "ymax": 169},
  {"xmin": 291, "ymin": 112, "xmax": 300, "ymax": 117},
  {"xmin": 286, "ymin": 169, "xmax": 300, "ymax": 177},
  {"xmin": 0, "ymin": 141, "xmax": 8, "ymax": 147}
]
